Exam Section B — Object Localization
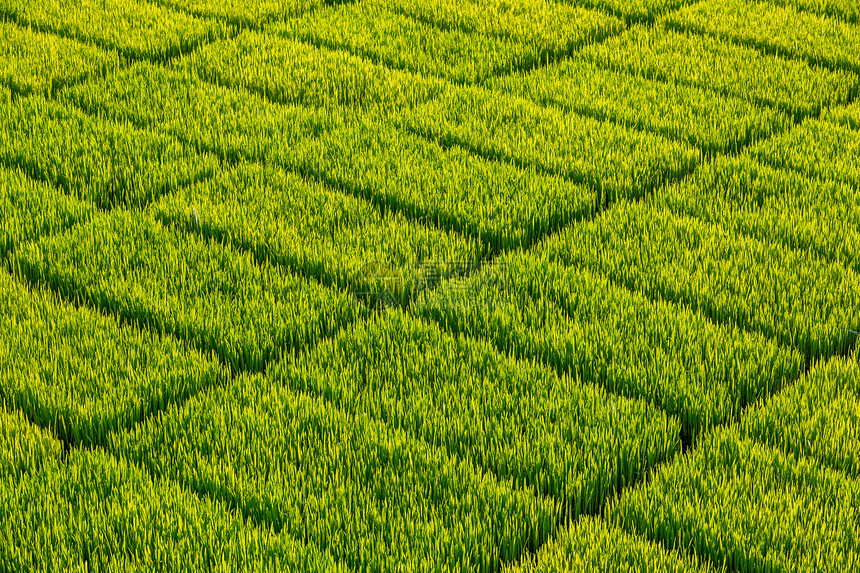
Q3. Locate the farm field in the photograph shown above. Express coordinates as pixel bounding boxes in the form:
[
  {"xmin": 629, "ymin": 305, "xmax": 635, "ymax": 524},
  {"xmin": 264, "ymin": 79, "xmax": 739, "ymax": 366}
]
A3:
[{"xmin": 1, "ymin": 0, "xmax": 860, "ymax": 569}]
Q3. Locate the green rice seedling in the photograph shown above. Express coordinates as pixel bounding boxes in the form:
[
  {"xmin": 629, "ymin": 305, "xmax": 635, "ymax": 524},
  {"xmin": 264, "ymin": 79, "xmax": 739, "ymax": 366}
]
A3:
[
  {"xmin": 0, "ymin": 446, "xmax": 346, "ymax": 572},
  {"xmin": 0, "ymin": 407, "xmax": 62, "ymax": 478},
  {"xmin": 665, "ymin": 0, "xmax": 860, "ymax": 75},
  {"xmin": 414, "ymin": 250, "xmax": 803, "ymax": 437},
  {"xmin": 288, "ymin": 113, "xmax": 599, "ymax": 250},
  {"xmin": 581, "ymin": 24, "xmax": 857, "ymax": 118},
  {"xmin": 825, "ymin": 100, "xmax": 860, "ymax": 130},
  {"xmin": 271, "ymin": 2, "xmax": 540, "ymax": 84},
  {"xmin": 0, "ymin": 93, "xmax": 218, "ymax": 208},
  {"xmin": 0, "ymin": 165, "xmax": 95, "ymax": 257},
  {"xmin": 610, "ymin": 428, "xmax": 860, "ymax": 572},
  {"xmin": 0, "ymin": 21, "xmax": 121, "ymax": 97},
  {"xmin": 506, "ymin": 516, "xmax": 722, "ymax": 572},
  {"xmin": 177, "ymin": 28, "xmax": 445, "ymax": 114},
  {"xmin": 112, "ymin": 369, "xmax": 557, "ymax": 571},
  {"xmin": 487, "ymin": 57, "xmax": 791, "ymax": 153},
  {"xmin": 376, "ymin": 0, "xmax": 623, "ymax": 56},
  {"xmin": 272, "ymin": 309, "xmax": 679, "ymax": 518},
  {"xmin": 535, "ymin": 200, "xmax": 860, "ymax": 361},
  {"xmin": 402, "ymin": 83, "xmax": 700, "ymax": 201},
  {"xmin": 0, "ymin": 270, "xmax": 229, "ymax": 447},
  {"xmin": 60, "ymin": 61, "xmax": 345, "ymax": 164},
  {"xmin": 151, "ymin": 162, "xmax": 481, "ymax": 302},
  {"xmin": 13, "ymin": 209, "xmax": 364, "ymax": 372},
  {"xmin": 657, "ymin": 153, "xmax": 860, "ymax": 272},
  {"xmin": 749, "ymin": 118, "xmax": 860, "ymax": 189},
  {"xmin": 767, "ymin": 0, "xmax": 858, "ymax": 22},
  {"xmin": 0, "ymin": 0, "xmax": 227, "ymax": 60},
  {"xmin": 742, "ymin": 355, "xmax": 860, "ymax": 478},
  {"xmin": 150, "ymin": 0, "xmax": 322, "ymax": 26}
]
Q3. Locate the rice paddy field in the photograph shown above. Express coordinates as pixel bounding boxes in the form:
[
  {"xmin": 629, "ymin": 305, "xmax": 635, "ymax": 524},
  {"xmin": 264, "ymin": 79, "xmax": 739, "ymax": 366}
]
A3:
[{"xmin": 1, "ymin": 0, "xmax": 859, "ymax": 570}]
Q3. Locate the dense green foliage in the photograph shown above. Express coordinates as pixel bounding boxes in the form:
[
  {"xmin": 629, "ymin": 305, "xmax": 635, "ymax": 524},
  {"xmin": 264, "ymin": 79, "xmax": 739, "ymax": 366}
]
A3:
[
  {"xmin": 14, "ymin": 209, "xmax": 364, "ymax": 371},
  {"xmin": 488, "ymin": 57, "xmax": 791, "ymax": 153},
  {"xmin": 610, "ymin": 429, "xmax": 860, "ymax": 571},
  {"xmin": 0, "ymin": 0, "xmax": 227, "ymax": 60},
  {"xmin": 151, "ymin": 0, "xmax": 322, "ymax": 26},
  {"xmin": 0, "ymin": 94, "xmax": 217, "ymax": 208},
  {"xmin": 537, "ymin": 200, "xmax": 860, "ymax": 360},
  {"xmin": 0, "ymin": 21, "xmax": 120, "ymax": 96},
  {"xmin": 0, "ymin": 270, "xmax": 227, "ymax": 446},
  {"xmin": 581, "ymin": 24, "xmax": 858, "ymax": 117},
  {"xmin": 415, "ymin": 250, "xmax": 803, "ymax": 436}
]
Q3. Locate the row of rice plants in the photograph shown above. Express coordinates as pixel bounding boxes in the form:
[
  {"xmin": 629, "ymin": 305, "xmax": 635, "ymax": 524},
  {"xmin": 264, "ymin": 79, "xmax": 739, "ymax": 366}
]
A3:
[
  {"xmin": 150, "ymin": 0, "xmax": 322, "ymax": 27},
  {"xmin": 0, "ymin": 408, "xmax": 344, "ymax": 572},
  {"xmin": 61, "ymin": 62, "xmax": 598, "ymax": 251},
  {"xmin": 508, "ymin": 517, "xmax": 720, "ymax": 572},
  {"xmin": 0, "ymin": 20, "xmax": 121, "ymax": 97},
  {"xmin": 270, "ymin": 308, "xmax": 679, "ymax": 517},
  {"xmin": 534, "ymin": 200, "xmax": 860, "ymax": 361},
  {"xmin": 0, "ymin": 93, "xmax": 218, "ymax": 208},
  {"xmin": 767, "ymin": 0, "xmax": 858, "ymax": 22},
  {"xmin": 665, "ymin": 0, "xmax": 860, "ymax": 75},
  {"xmin": 112, "ymin": 367, "xmax": 557, "ymax": 572},
  {"xmin": 150, "ymin": 162, "xmax": 482, "ymax": 300},
  {"xmin": 61, "ymin": 61, "xmax": 346, "ymax": 164},
  {"xmin": 658, "ymin": 152, "xmax": 860, "ymax": 273},
  {"xmin": 12, "ymin": 209, "xmax": 365, "ymax": 372},
  {"xmin": 742, "ymin": 354, "xmax": 860, "ymax": 479},
  {"xmin": 401, "ymin": 83, "xmax": 701, "ymax": 201},
  {"xmin": 413, "ymin": 251, "xmax": 803, "ymax": 437},
  {"xmin": 0, "ymin": 165, "xmax": 94, "ymax": 257},
  {"xmin": 609, "ymin": 428, "xmax": 860, "ymax": 571},
  {"xmin": 288, "ymin": 114, "xmax": 599, "ymax": 250},
  {"xmin": 375, "ymin": 0, "xmax": 623, "ymax": 57},
  {"xmin": 0, "ymin": 0, "xmax": 228, "ymax": 60},
  {"xmin": 179, "ymin": 28, "xmax": 446, "ymax": 113},
  {"xmin": 487, "ymin": 56, "xmax": 791, "ymax": 154},
  {"xmin": 272, "ymin": 1, "xmax": 545, "ymax": 84},
  {"xmin": 580, "ymin": 23, "xmax": 858, "ymax": 118},
  {"xmin": 749, "ymin": 117, "xmax": 860, "ymax": 189},
  {"xmin": 0, "ymin": 269, "xmax": 227, "ymax": 447}
]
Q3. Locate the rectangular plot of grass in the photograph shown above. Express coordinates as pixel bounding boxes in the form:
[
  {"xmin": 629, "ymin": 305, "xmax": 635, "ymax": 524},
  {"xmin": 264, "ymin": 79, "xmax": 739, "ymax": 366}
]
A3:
[
  {"xmin": 273, "ymin": 309, "xmax": 679, "ymax": 515},
  {"xmin": 271, "ymin": 2, "xmax": 541, "ymax": 84},
  {"xmin": 60, "ymin": 61, "xmax": 343, "ymax": 164},
  {"xmin": 609, "ymin": 429, "xmax": 860, "ymax": 572},
  {"xmin": 0, "ymin": 446, "xmax": 344, "ymax": 572},
  {"xmin": 0, "ymin": 166, "xmax": 95, "ymax": 256},
  {"xmin": 178, "ymin": 28, "xmax": 445, "ymax": 114},
  {"xmin": 0, "ymin": 94, "xmax": 218, "ymax": 208},
  {"xmin": 288, "ymin": 114, "xmax": 599, "ymax": 250},
  {"xmin": 14, "ymin": 209, "xmax": 364, "ymax": 372},
  {"xmin": 0, "ymin": 0, "xmax": 226, "ymax": 60},
  {"xmin": 0, "ymin": 271, "xmax": 228, "ymax": 447},
  {"xmin": 378, "ymin": 0, "xmax": 623, "ymax": 55},
  {"xmin": 151, "ymin": 0, "xmax": 322, "ymax": 26},
  {"xmin": 488, "ymin": 57, "xmax": 791, "ymax": 153},
  {"xmin": 666, "ymin": 0, "xmax": 860, "ymax": 75},
  {"xmin": 537, "ymin": 200, "xmax": 860, "ymax": 361},
  {"xmin": 768, "ymin": 0, "xmax": 858, "ymax": 22},
  {"xmin": 742, "ymin": 355, "xmax": 860, "ymax": 479},
  {"xmin": 0, "ymin": 20, "xmax": 121, "ymax": 97},
  {"xmin": 749, "ymin": 118, "xmax": 860, "ymax": 190},
  {"xmin": 508, "ymin": 516, "xmax": 718, "ymax": 572},
  {"xmin": 151, "ymin": 163, "xmax": 482, "ymax": 302},
  {"xmin": 112, "ymin": 371, "xmax": 557, "ymax": 571},
  {"xmin": 402, "ymin": 84, "xmax": 700, "ymax": 200},
  {"xmin": 413, "ymin": 251, "xmax": 803, "ymax": 437},
  {"xmin": 581, "ymin": 24, "xmax": 857, "ymax": 118},
  {"xmin": 659, "ymin": 153, "xmax": 860, "ymax": 273}
]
